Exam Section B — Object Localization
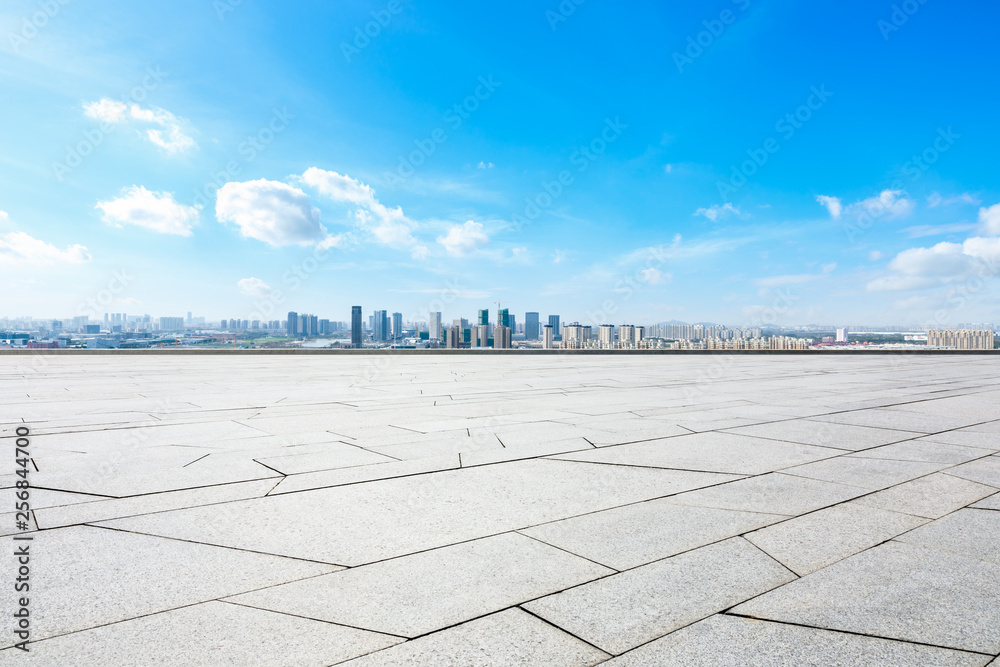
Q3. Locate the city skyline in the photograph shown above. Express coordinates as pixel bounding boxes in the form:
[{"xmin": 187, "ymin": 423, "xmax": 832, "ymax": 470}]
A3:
[{"xmin": 2, "ymin": 2, "xmax": 1000, "ymax": 324}]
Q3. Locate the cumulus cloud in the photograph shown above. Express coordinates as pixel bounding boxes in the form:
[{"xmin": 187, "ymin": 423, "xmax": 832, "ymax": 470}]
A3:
[
  {"xmin": 477, "ymin": 161, "xmax": 494, "ymax": 169},
  {"xmin": 437, "ymin": 220, "xmax": 489, "ymax": 256},
  {"xmin": 867, "ymin": 236, "xmax": 1000, "ymax": 291},
  {"xmin": 979, "ymin": 203, "xmax": 1000, "ymax": 236},
  {"xmin": 816, "ymin": 195, "xmax": 842, "ymax": 219},
  {"xmin": 638, "ymin": 267, "xmax": 668, "ymax": 285},
  {"xmin": 0, "ymin": 210, "xmax": 8, "ymax": 222},
  {"xmin": 301, "ymin": 167, "xmax": 419, "ymax": 251},
  {"xmin": 216, "ymin": 179, "xmax": 325, "ymax": 247},
  {"xmin": 83, "ymin": 99, "xmax": 196, "ymax": 153},
  {"xmin": 928, "ymin": 192, "xmax": 980, "ymax": 208},
  {"xmin": 238, "ymin": 277, "xmax": 271, "ymax": 298},
  {"xmin": 96, "ymin": 186, "xmax": 199, "ymax": 236},
  {"xmin": 869, "ymin": 250, "xmax": 885, "ymax": 261},
  {"xmin": 0, "ymin": 232, "xmax": 90, "ymax": 264},
  {"xmin": 846, "ymin": 189, "xmax": 914, "ymax": 219},
  {"xmin": 694, "ymin": 203, "xmax": 741, "ymax": 221}
]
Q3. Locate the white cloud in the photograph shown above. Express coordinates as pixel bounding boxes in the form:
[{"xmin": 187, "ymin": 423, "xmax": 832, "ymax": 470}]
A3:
[
  {"xmin": 694, "ymin": 203, "xmax": 741, "ymax": 221},
  {"xmin": 301, "ymin": 167, "xmax": 419, "ymax": 251},
  {"xmin": 437, "ymin": 220, "xmax": 489, "ymax": 256},
  {"xmin": 96, "ymin": 186, "xmax": 198, "ymax": 236},
  {"xmin": 83, "ymin": 99, "xmax": 196, "ymax": 153},
  {"xmin": 867, "ymin": 236, "xmax": 1000, "ymax": 291},
  {"xmin": 928, "ymin": 192, "xmax": 980, "ymax": 208},
  {"xmin": 0, "ymin": 232, "xmax": 90, "ymax": 264},
  {"xmin": 869, "ymin": 250, "xmax": 884, "ymax": 261},
  {"xmin": 552, "ymin": 249, "xmax": 567, "ymax": 264},
  {"xmin": 639, "ymin": 268, "xmax": 668, "ymax": 285},
  {"xmin": 821, "ymin": 262, "xmax": 837, "ymax": 274},
  {"xmin": 816, "ymin": 195, "xmax": 842, "ymax": 219},
  {"xmin": 216, "ymin": 179, "xmax": 325, "ymax": 247},
  {"xmin": 477, "ymin": 161, "xmax": 494, "ymax": 169},
  {"xmin": 238, "ymin": 277, "xmax": 271, "ymax": 298},
  {"xmin": 847, "ymin": 189, "xmax": 914, "ymax": 219},
  {"xmin": 0, "ymin": 210, "xmax": 7, "ymax": 222},
  {"xmin": 979, "ymin": 203, "xmax": 1000, "ymax": 236}
]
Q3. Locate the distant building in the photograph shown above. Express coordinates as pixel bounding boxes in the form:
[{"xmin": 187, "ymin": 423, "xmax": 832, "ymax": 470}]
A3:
[
  {"xmin": 477, "ymin": 309, "xmax": 489, "ymax": 327},
  {"xmin": 598, "ymin": 324, "xmax": 614, "ymax": 348},
  {"xmin": 548, "ymin": 315, "xmax": 560, "ymax": 339},
  {"xmin": 158, "ymin": 317, "xmax": 185, "ymax": 331},
  {"xmin": 498, "ymin": 308, "xmax": 510, "ymax": 328},
  {"xmin": 543, "ymin": 325, "xmax": 554, "ymax": 349},
  {"xmin": 372, "ymin": 310, "xmax": 389, "ymax": 341},
  {"xmin": 446, "ymin": 326, "xmax": 461, "ymax": 349},
  {"xmin": 525, "ymin": 312, "xmax": 540, "ymax": 340},
  {"xmin": 351, "ymin": 306, "xmax": 363, "ymax": 347},
  {"xmin": 287, "ymin": 311, "xmax": 298, "ymax": 336},
  {"xmin": 476, "ymin": 324, "xmax": 488, "ymax": 347},
  {"xmin": 836, "ymin": 327, "xmax": 849, "ymax": 343},
  {"xmin": 392, "ymin": 312, "xmax": 403, "ymax": 339},
  {"xmin": 84, "ymin": 324, "xmax": 101, "ymax": 334},
  {"xmin": 927, "ymin": 330, "xmax": 994, "ymax": 350},
  {"xmin": 429, "ymin": 312, "xmax": 442, "ymax": 342},
  {"xmin": 494, "ymin": 325, "xmax": 512, "ymax": 349}
]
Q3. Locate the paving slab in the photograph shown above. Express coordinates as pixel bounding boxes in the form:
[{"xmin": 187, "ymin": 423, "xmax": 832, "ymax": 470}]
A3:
[
  {"xmin": 723, "ymin": 420, "xmax": 920, "ymax": 451},
  {"xmin": 97, "ymin": 460, "xmax": 737, "ymax": 565},
  {"xmin": 809, "ymin": 409, "xmax": 983, "ymax": 434},
  {"xmin": 744, "ymin": 502, "xmax": 928, "ymax": 575},
  {"xmin": 254, "ymin": 442, "xmax": 397, "ymax": 474},
  {"xmin": 268, "ymin": 453, "xmax": 460, "ymax": 495},
  {"xmin": 668, "ymin": 472, "xmax": 867, "ymax": 516},
  {"xmin": 11, "ymin": 601, "xmax": 400, "ymax": 665},
  {"xmin": 895, "ymin": 508, "xmax": 1000, "ymax": 565},
  {"xmin": 971, "ymin": 492, "xmax": 1000, "ymax": 510},
  {"xmin": 781, "ymin": 456, "xmax": 946, "ymax": 490},
  {"xmin": 339, "ymin": 609, "xmax": 610, "ymax": 666},
  {"xmin": 461, "ymin": 437, "xmax": 594, "ymax": 467},
  {"xmin": 602, "ymin": 614, "xmax": 992, "ymax": 667},
  {"xmin": 854, "ymin": 472, "xmax": 998, "ymax": 519},
  {"xmin": 524, "ymin": 537, "xmax": 795, "ymax": 655},
  {"xmin": 520, "ymin": 498, "xmax": 787, "ymax": 570},
  {"xmin": 732, "ymin": 540, "xmax": 1000, "ymax": 654},
  {"xmin": 551, "ymin": 432, "xmax": 839, "ymax": 475},
  {"xmin": 919, "ymin": 430, "xmax": 1000, "ymax": 451},
  {"xmin": 0, "ymin": 525, "xmax": 337, "ymax": 647},
  {"xmin": 945, "ymin": 457, "xmax": 1000, "ymax": 487},
  {"xmin": 851, "ymin": 439, "xmax": 991, "ymax": 464},
  {"xmin": 227, "ymin": 532, "xmax": 611, "ymax": 637}
]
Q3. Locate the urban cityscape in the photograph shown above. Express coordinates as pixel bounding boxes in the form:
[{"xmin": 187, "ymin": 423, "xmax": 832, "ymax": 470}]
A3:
[{"xmin": 1, "ymin": 308, "xmax": 996, "ymax": 350}]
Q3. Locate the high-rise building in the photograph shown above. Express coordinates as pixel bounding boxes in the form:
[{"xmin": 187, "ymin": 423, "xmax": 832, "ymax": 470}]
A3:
[
  {"xmin": 392, "ymin": 312, "xmax": 403, "ymax": 339},
  {"xmin": 477, "ymin": 325, "xmax": 488, "ymax": 347},
  {"xmin": 372, "ymin": 310, "xmax": 389, "ymax": 341},
  {"xmin": 525, "ymin": 312, "xmax": 540, "ymax": 340},
  {"xmin": 564, "ymin": 323, "xmax": 585, "ymax": 349},
  {"xmin": 835, "ymin": 327, "xmax": 849, "ymax": 343},
  {"xmin": 287, "ymin": 311, "xmax": 298, "ymax": 336},
  {"xmin": 598, "ymin": 324, "xmax": 615, "ymax": 348},
  {"xmin": 543, "ymin": 324, "xmax": 554, "ymax": 349},
  {"xmin": 548, "ymin": 315, "xmax": 560, "ymax": 339},
  {"xmin": 477, "ymin": 309, "xmax": 489, "ymax": 327},
  {"xmin": 159, "ymin": 316, "xmax": 185, "ymax": 331},
  {"xmin": 446, "ymin": 326, "xmax": 461, "ymax": 348},
  {"xmin": 429, "ymin": 312, "xmax": 442, "ymax": 341},
  {"xmin": 498, "ymin": 308, "xmax": 510, "ymax": 328},
  {"xmin": 619, "ymin": 325, "xmax": 639, "ymax": 348},
  {"xmin": 470, "ymin": 326, "xmax": 480, "ymax": 348},
  {"xmin": 351, "ymin": 306, "xmax": 363, "ymax": 348},
  {"xmin": 927, "ymin": 329, "xmax": 993, "ymax": 350},
  {"xmin": 494, "ymin": 325, "xmax": 511, "ymax": 349}
]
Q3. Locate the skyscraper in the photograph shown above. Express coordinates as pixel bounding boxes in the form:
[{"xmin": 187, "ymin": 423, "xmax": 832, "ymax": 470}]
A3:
[
  {"xmin": 351, "ymin": 306, "xmax": 363, "ymax": 348},
  {"xmin": 548, "ymin": 315, "xmax": 560, "ymax": 339},
  {"xmin": 494, "ymin": 325, "xmax": 511, "ymax": 349},
  {"xmin": 525, "ymin": 312, "xmax": 540, "ymax": 340},
  {"xmin": 392, "ymin": 312, "xmax": 403, "ymax": 339},
  {"xmin": 429, "ymin": 312, "xmax": 442, "ymax": 341},
  {"xmin": 373, "ymin": 310, "xmax": 389, "ymax": 341},
  {"xmin": 498, "ymin": 308, "xmax": 510, "ymax": 328},
  {"xmin": 287, "ymin": 311, "xmax": 298, "ymax": 336},
  {"xmin": 477, "ymin": 309, "xmax": 489, "ymax": 327}
]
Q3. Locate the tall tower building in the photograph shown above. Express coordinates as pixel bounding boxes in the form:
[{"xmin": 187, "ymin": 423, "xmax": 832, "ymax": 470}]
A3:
[
  {"xmin": 392, "ymin": 312, "xmax": 403, "ymax": 339},
  {"xmin": 287, "ymin": 311, "xmax": 298, "ymax": 336},
  {"xmin": 494, "ymin": 325, "xmax": 512, "ymax": 349},
  {"xmin": 498, "ymin": 308, "xmax": 510, "ymax": 328},
  {"xmin": 477, "ymin": 309, "xmax": 489, "ymax": 327},
  {"xmin": 429, "ymin": 312, "xmax": 442, "ymax": 341},
  {"xmin": 351, "ymin": 306, "xmax": 363, "ymax": 348},
  {"xmin": 548, "ymin": 315, "xmax": 560, "ymax": 339},
  {"xmin": 525, "ymin": 312, "xmax": 540, "ymax": 340},
  {"xmin": 543, "ymin": 325, "xmax": 554, "ymax": 349}
]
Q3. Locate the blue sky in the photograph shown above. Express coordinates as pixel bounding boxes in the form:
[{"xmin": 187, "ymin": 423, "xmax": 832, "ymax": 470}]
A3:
[{"xmin": 2, "ymin": 0, "xmax": 999, "ymax": 327}]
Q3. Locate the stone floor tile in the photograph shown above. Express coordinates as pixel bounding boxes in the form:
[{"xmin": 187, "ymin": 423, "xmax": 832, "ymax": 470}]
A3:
[
  {"xmin": 971, "ymin": 492, "xmax": 1000, "ymax": 510},
  {"xmin": 853, "ymin": 472, "xmax": 997, "ymax": 519},
  {"xmin": 226, "ymin": 532, "xmax": 612, "ymax": 637},
  {"xmin": 338, "ymin": 609, "xmax": 610, "ymax": 666},
  {"xmin": 602, "ymin": 614, "xmax": 992, "ymax": 667},
  {"xmin": 732, "ymin": 541, "xmax": 1000, "ymax": 654},
  {"xmin": 781, "ymin": 456, "xmax": 946, "ymax": 490},
  {"xmin": 12, "ymin": 601, "xmax": 401, "ymax": 665},
  {"xmin": 524, "ymin": 538, "xmax": 795, "ymax": 655},
  {"xmin": 461, "ymin": 437, "xmax": 594, "ymax": 467},
  {"xmin": 851, "ymin": 439, "xmax": 990, "ymax": 464},
  {"xmin": 0, "ymin": 525, "xmax": 337, "ymax": 647},
  {"xmin": 744, "ymin": 502, "xmax": 928, "ymax": 575},
  {"xmin": 894, "ymin": 508, "xmax": 1000, "ymax": 565},
  {"xmin": 268, "ymin": 454, "xmax": 461, "ymax": 495},
  {"xmin": 722, "ymin": 420, "xmax": 919, "ymax": 451},
  {"xmin": 520, "ymin": 499, "xmax": 787, "ymax": 570},
  {"xmin": 668, "ymin": 472, "xmax": 868, "ymax": 516},
  {"xmin": 945, "ymin": 457, "xmax": 1000, "ymax": 487}
]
